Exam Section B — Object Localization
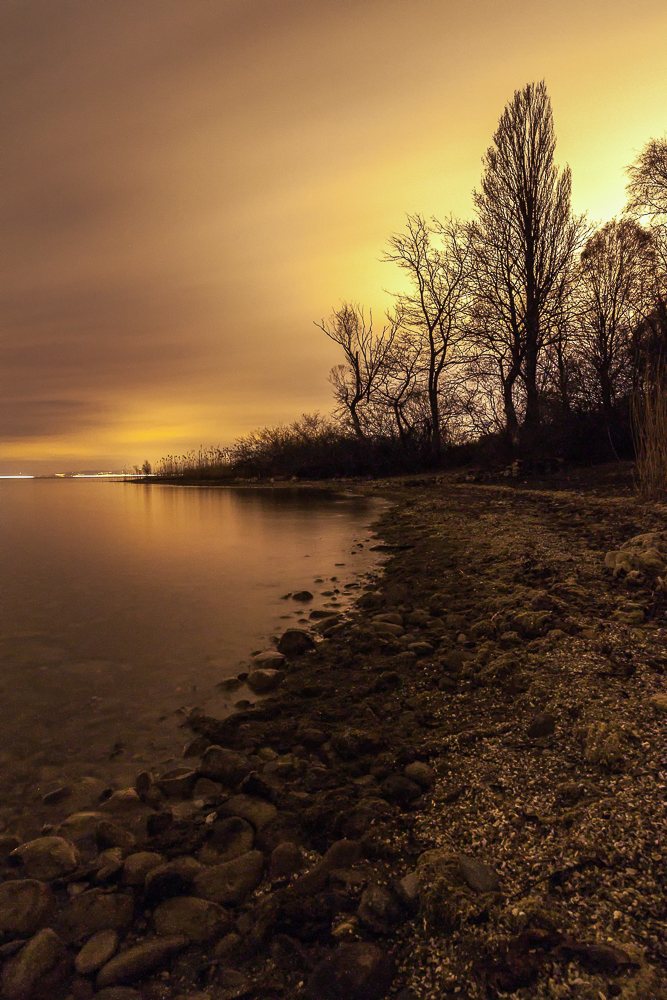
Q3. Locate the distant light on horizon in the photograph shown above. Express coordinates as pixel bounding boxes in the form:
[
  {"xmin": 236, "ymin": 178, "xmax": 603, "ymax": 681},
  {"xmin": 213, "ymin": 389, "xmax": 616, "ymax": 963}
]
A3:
[{"xmin": 0, "ymin": 475, "xmax": 35, "ymax": 479}]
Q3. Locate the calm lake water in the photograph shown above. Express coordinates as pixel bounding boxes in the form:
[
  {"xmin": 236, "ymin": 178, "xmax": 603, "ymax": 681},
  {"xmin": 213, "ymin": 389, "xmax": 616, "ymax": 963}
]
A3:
[{"xmin": 0, "ymin": 480, "xmax": 385, "ymax": 788}]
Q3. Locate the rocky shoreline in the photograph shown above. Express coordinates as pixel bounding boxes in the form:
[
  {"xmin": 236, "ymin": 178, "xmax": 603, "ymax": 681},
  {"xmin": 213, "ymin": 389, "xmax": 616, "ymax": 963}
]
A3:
[{"xmin": 2, "ymin": 467, "xmax": 667, "ymax": 1000}]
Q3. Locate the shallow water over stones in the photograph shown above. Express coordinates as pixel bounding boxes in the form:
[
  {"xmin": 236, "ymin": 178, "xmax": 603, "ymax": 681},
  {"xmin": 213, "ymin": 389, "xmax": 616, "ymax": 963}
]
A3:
[{"xmin": 0, "ymin": 480, "xmax": 385, "ymax": 833}]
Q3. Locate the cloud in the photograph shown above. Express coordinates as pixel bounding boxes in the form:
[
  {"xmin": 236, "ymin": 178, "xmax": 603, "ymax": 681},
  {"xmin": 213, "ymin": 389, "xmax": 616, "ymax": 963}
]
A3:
[{"xmin": 1, "ymin": 0, "xmax": 667, "ymax": 472}]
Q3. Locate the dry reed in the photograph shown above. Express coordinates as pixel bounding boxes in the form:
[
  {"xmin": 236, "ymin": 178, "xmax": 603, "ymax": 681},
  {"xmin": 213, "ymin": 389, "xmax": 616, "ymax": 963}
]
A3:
[{"xmin": 632, "ymin": 362, "xmax": 667, "ymax": 499}]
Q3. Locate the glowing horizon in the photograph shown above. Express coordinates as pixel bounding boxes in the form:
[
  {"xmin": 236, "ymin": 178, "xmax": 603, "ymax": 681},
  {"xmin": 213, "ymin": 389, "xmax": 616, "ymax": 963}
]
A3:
[{"xmin": 2, "ymin": 0, "xmax": 667, "ymax": 474}]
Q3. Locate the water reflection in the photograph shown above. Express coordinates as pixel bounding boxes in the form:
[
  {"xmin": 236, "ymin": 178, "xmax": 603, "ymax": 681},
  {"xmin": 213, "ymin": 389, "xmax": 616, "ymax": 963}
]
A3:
[{"xmin": 0, "ymin": 481, "xmax": 384, "ymax": 773}]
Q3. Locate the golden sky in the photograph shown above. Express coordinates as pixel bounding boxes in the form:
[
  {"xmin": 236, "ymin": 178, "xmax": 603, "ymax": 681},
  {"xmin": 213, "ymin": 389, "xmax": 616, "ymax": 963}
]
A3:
[{"xmin": 2, "ymin": 0, "xmax": 667, "ymax": 473}]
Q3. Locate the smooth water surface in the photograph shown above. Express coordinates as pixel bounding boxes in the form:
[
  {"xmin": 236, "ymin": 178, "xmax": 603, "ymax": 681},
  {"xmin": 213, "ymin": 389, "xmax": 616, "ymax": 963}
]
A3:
[{"xmin": 0, "ymin": 480, "xmax": 384, "ymax": 779}]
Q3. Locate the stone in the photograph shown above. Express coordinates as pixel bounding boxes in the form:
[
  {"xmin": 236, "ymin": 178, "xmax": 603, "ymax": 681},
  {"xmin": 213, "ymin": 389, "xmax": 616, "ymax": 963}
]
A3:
[
  {"xmin": 445, "ymin": 613, "xmax": 467, "ymax": 631},
  {"xmin": 75, "ymin": 929, "xmax": 119, "ymax": 975},
  {"xmin": 637, "ymin": 548, "xmax": 666, "ymax": 573},
  {"xmin": 295, "ymin": 726, "xmax": 327, "ymax": 748},
  {"xmin": 251, "ymin": 651, "xmax": 287, "ymax": 670},
  {"xmin": 391, "ymin": 872, "xmax": 420, "ymax": 914},
  {"xmin": 200, "ymin": 816, "xmax": 254, "ymax": 864},
  {"xmin": 57, "ymin": 888, "xmax": 134, "ymax": 944},
  {"xmin": 95, "ymin": 821, "xmax": 136, "ymax": 852},
  {"xmin": 407, "ymin": 642, "xmax": 434, "ymax": 656},
  {"xmin": 153, "ymin": 896, "xmax": 230, "ymax": 943},
  {"xmin": 96, "ymin": 936, "xmax": 188, "ymax": 988},
  {"xmin": 276, "ymin": 629, "xmax": 315, "ymax": 656},
  {"xmin": 246, "ymin": 668, "xmax": 285, "ymax": 694},
  {"xmin": 194, "ymin": 850, "xmax": 264, "ymax": 905},
  {"xmin": 428, "ymin": 593, "xmax": 446, "ymax": 615},
  {"xmin": 122, "ymin": 851, "xmax": 165, "ymax": 886},
  {"xmin": 416, "ymin": 850, "xmax": 498, "ymax": 932},
  {"xmin": 441, "ymin": 649, "xmax": 473, "ymax": 671},
  {"xmin": 94, "ymin": 848, "xmax": 125, "ymax": 881},
  {"xmin": 146, "ymin": 811, "xmax": 174, "ymax": 837},
  {"xmin": 457, "ymin": 854, "xmax": 501, "ymax": 893},
  {"xmin": 192, "ymin": 777, "xmax": 222, "ymax": 799},
  {"xmin": 0, "ymin": 879, "xmax": 56, "ymax": 935},
  {"xmin": 269, "ymin": 841, "xmax": 304, "ymax": 880},
  {"xmin": 526, "ymin": 712, "xmax": 556, "ymax": 739},
  {"xmin": 512, "ymin": 611, "xmax": 552, "ymax": 637},
  {"xmin": 94, "ymin": 990, "xmax": 143, "ymax": 1000},
  {"xmin": 9, "ymin": 836, "xmax": 79, "ymax": 880},
  {"xmin": 1, "ymin": 928, "xmax": 68, "ymax": 1000},
  {"xmin": 240, "ymin": 770, "xmax": 278, "ymax": 800},
  {"xmin": 220, "ymin": 793, "xmax": 277, "ymax": 830},
  {"xmin": 649, "ymin": 693, "xmax": 667, "ymax": 713},
  {"xmin": 213, "ymin": 931, "xmax": 241, "ymax": 962},
  {"xmin": 291, "ymin": 591, "xmax": 313, "ymax": 602},
  {"xmin": 403, "ymin": 762, "xmax": 435, "ymax": 789},
  {"xmin": 144, "ymin": 857, "xmax": 203, "ymax": 906},
  {"xmin": 155, "ymin": 768, "xmax": 198, "ymax": 798},
  {"xmin": 372, "ymin": 621, "xmax": 405, "ymax": 637},
  {"xmin": 255, "ymin": 811, "xmax": 307, "ymax": 853},
  {"xmin": 0, "ymin": 835, "xmax": 20, "ymax": 861},
  {"xmin": 217, "ymin": 676, "xmax": 243, "ymax": 692},
  {"xmin": 182, "ymin": 735, "xmax": 210, "ymax": 758},
  {"xmin": 305, "ymin": 942, "xmax": 395, "ymax": 1000},
  {"xmin": 373, "ymin": 613, "xmax": 404, "ymax": 626},
  {"xmin": 320, "ymin": 839, "xmax": 363, "ymax": 872},
  {"xmin": 56, "ymin": 812, "xmax": 106, "ymax": 849},
  {"xmin": 331, "ymin": 729, "xmax": 384, "ymax": 759},
  {"xmin": 199, "ymin": 746, "xmax": 252, "ymax": 786},
  {"xmin": 99, "ymin": 789, "xmax": 142, "ymax": 813},
  {"xmin": 133, "ymin": 772, "xmax": 153, "ymax": 800},
  {"xmin": 357, "ymin": 884, "xmax": 403, "ymax": 933},
  {"xmin": 379, "ymin": 775, "xmax": 422, "ymax": 806},
  {"xmin": 405, "ymin": 610, "xmax": 430, "ymax": 627},
  {"xmin": 342, "ymin": 799, "xmax": 393, "ymax": 839},
  {"xmin": 42, "ymin": 786, "xmax": 71, "ymax": 806}
]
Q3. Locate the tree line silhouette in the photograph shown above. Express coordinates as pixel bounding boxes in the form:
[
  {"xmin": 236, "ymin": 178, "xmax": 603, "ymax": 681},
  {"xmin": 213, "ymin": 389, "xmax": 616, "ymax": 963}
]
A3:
[{"xmin": 157, "ymin": 81, "xmax": 667, "ymax": 480}]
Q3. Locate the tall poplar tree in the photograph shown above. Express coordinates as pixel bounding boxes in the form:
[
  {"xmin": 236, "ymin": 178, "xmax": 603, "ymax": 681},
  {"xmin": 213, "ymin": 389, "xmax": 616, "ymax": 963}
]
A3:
[{"xmin": 469, "ymin": 81, "xmax": 586, "ymax": 443}]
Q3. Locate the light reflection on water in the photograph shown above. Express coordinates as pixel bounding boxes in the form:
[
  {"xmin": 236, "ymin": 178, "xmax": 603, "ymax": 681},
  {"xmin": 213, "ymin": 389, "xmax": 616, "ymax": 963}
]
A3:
[{"xmin": 0, "ymin": 480, "xmax": 384, "ymax": 773}]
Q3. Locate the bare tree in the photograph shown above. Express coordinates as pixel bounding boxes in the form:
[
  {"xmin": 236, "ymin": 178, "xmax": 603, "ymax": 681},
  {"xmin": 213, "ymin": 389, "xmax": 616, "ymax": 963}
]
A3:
[
  {"xmin": 574, "ymin": 218, "xmax": 657, "ymax": 417},
  {"xmin": 383, "ymin": 213, "xmax": 470, "ymax": 460},
  {"xmin": 315, "ymin": 303, "xmax": 398, "ymax": 439},
  {"xmin": 371, "ymin": 326, "xmax": 425, "ymax": 447},
  {"xmin": 625, "ymin": 135, "xmax": 667, "ymax": 274},
  {"xmin": 468, "ymin": 80, "xmax": 587, "ymax": 443}
]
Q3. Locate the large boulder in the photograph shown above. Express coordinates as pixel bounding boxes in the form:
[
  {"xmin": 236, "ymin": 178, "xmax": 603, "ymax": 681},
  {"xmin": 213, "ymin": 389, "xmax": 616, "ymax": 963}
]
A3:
[
  {"xmin": 96, "ymin": 936, "xmax": 188, "ymax": 989},
  {"xmin": 194, "ymin": 850, "xmax": 264, "ymax": 905},
  {"xmin": 56, "ymin": 811, "xmax": 106, "ymax": 852},
  {"xmin": 57, "ymin": 888, "xmax": 134, "ymax": 944},
  {"xmin": 276, "ymin": 629, "xmax": 315, "ymax": 656},
  {"xmin": 8, "ymin": 836, "xmax": 79, "ymax": 880},
  {"xmin": 144, "ymin": 857, "xmax": 203, "ymax": 907},
  {"xmin": 199, "ymin": 816, "xmax": 254, "ymax": 864},
  {"xmin": 199, "ymin": 746, "xmax": 252, "ymax": 786},
  {"xmin": 416, "ymin": 850, "xmax": 501, "ymax": 932},
  {"xmin": 0, "ymin": 880, "xmax": 56, "ymax": 936},
  {"xmin": 246, "ymin": 668, "xmax": 285, "ymax": 694},
  {"xmin": 121, "ymin": 851, "xmax": 166, "ymax": 886},
  {"xmin": 153, "ymin": 896, "xmax": 231, "ymax": 942},
  {"xmin": 250, "ymin": 651, "xmax": 286, "ymax": 670},
  {"xmin": 219, "ymin": 794, "xmax": 277, "ymax": 830},
  {"xmin": 1, "ymin": 928, "xmax": 69, "ymax": 1000},
  {"xmin": 74, "ymin": 929, "xmax": 119, "ymax": 975},
  {"xmin": 605, "ymin": 531, "xmax": 667, "ymax": 579}
]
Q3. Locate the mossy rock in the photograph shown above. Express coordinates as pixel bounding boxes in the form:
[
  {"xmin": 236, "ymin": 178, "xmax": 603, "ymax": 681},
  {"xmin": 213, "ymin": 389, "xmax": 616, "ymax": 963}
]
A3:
[
  {"xmin": 584, "ymin": 720, "xmax": 625, "ymax": 770},
  {"xmin": 416, "ymin": 850, "xmax": 500, "ymax": 932}
]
